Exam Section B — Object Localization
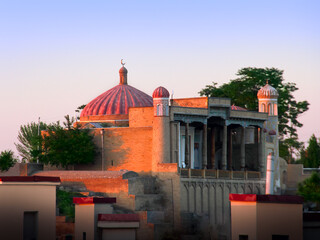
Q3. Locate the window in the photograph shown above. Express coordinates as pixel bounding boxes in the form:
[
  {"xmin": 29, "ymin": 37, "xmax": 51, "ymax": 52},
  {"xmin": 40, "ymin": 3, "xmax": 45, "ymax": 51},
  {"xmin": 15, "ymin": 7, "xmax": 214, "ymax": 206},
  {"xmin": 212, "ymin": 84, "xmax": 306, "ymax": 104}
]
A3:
[
  {"xmin": 274, "ymin": 103, "xmax": 278, "ymax": 115},
  {"xmin": 157, "ymin": 104, "xmax": 160, "ymax": 115},
  {"xmin": 267, "ymin": 103, "xmax": 272, "ymax": 115},
  {"xmin": 272, "ymin": 235, "xmax": 289, "ymax": 240},
  {"xmin": 239, "ymin": 235, "xmax": 248, "ymax": 240},
  {"xmin": 23, "ymin": 211, "xmax": 38, "ymax": 240}
]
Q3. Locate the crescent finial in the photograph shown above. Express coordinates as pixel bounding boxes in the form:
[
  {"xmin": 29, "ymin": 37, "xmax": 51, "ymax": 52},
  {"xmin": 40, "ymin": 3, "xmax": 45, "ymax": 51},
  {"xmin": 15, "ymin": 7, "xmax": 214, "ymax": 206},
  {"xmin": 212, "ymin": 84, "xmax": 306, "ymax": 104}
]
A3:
[{"xmin": 121, "ymin": 59, "xmax": 125, "ymax": 66}]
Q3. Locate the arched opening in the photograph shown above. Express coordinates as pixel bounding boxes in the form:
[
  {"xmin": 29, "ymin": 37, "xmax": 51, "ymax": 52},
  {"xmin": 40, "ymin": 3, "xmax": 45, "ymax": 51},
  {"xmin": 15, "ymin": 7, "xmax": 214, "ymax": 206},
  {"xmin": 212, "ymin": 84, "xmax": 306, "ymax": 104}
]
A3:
[
  {"xmin": 267, "ymin": 103, "xmax": 272, "ymax": 115},
  {"xmin": 274, "ymin": 103, "xmax": 278, "ymax": 115}
]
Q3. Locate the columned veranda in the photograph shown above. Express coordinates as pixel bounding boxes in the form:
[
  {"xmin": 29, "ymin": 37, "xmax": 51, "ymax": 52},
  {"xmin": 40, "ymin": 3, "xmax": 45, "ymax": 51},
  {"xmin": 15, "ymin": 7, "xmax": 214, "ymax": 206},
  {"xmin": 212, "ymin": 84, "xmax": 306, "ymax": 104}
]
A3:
[{"xmin": 176, "ymin": 118, "xmax": 265, "ymax": 175}]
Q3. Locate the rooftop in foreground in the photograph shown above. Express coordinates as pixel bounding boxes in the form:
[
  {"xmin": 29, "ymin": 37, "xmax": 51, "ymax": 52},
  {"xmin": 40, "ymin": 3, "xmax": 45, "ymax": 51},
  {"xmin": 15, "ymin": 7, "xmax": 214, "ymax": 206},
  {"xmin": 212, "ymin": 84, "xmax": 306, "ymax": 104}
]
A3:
[{"xmin": 229, "ymin": 194, "xmax": 303, "ymax": 204}]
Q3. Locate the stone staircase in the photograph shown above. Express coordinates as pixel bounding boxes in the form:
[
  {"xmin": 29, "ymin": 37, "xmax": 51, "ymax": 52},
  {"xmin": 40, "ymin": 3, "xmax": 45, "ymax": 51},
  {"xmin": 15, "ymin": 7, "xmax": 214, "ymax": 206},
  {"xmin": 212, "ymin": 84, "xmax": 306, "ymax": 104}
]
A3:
[{"xmin": 128, "ymin": 176, "xmax": 175, "ymax": 240}]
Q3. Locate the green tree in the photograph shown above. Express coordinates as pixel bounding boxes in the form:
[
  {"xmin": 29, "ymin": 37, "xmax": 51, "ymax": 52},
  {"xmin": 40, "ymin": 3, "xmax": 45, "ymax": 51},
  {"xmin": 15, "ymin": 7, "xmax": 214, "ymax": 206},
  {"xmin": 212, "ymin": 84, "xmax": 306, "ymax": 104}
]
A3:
[
  {"xmin": 0, "ymin": 150, "xmax": 17, "ymax": 172},
  {"xmin": 75, "ymin": 104, "xmax": 86, "ymax": 121},
  {"xmin": 199, "ymin": 67, "xmax": 309, "ymax": 161},
  {"xmin": 279, "ymin": 136, "xmax": 303, "ymax": 164},
  {"xmin": 40, "ymin": 115, "xmax": 96, "ymax": 169},
  {"xmin": 56, "ymin": 189, "xmax": 85, "ymax": 221},
  {"xmin": 298, "ymin": 172, "xmax": 320, "ymax": 205},
  {"xmin": 15, "ymin": 121, "xmax": 47, "ymax": 162},
  {"xmin": 302, "ymin": 134, "xmax": 320, "ymax": 168}
]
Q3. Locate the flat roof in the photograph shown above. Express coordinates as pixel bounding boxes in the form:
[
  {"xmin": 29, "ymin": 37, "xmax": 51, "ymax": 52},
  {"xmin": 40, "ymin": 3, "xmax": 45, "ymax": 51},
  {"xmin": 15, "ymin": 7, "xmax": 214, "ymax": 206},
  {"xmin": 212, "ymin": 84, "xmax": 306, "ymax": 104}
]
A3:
[
  {"xmin": 229, "ymin": 194, "xmax": 303, "ymax": 204},
  {"xmin": 98, "ymin": 214, "xmax": 139, "ymax": 222},
  {"xmin": 35, "ymin": 170, "xmax": 138, "ymax": 179},
  {"xmin": 0, "ymin": 176, "xmax": 60, "ymax": 183},
  {"xmin": 73, "ymin": 197, "xmax": 116, "ymax": 204}
]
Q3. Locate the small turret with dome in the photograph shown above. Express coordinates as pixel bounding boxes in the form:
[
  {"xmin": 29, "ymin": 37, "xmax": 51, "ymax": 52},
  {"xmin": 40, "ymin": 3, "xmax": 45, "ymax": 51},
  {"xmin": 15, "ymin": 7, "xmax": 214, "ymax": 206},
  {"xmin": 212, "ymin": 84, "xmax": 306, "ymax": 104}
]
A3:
[
  {"xmin": 257, "ymin": 80, "xmax": 279, "ymax": 116},
  {"xmin": 152, "ymin": 86, "xmax": 170, "ymax": 99},
  {"xmin": 152, "ymin": 85, "xmax": 170, "ymax": 173},
  {"xmin": 257, "ymin": 80, "xmax": 279, "ymax": 99},
  {"xmin": 152, "ymin": 86, "xmax": 170, "ymax": 117}
]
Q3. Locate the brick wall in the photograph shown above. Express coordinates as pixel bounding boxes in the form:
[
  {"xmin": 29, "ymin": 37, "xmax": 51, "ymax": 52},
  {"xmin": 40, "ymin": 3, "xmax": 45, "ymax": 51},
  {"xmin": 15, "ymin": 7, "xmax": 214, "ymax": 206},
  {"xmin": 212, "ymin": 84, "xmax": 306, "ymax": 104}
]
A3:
[
  {"xmin": 80, "ymin": 114, "xmax": 128, "ymax": 122},
  {"xmin": 171, "ymin": 97, "xmax": 208, "ymax": 108},
  {"xmin": 99, "ymin": 127, "xmax": 153, "ymax": 173},
  {"xmin": 129, "ymin": 107, "xmax": 153, "ymax": 127}
]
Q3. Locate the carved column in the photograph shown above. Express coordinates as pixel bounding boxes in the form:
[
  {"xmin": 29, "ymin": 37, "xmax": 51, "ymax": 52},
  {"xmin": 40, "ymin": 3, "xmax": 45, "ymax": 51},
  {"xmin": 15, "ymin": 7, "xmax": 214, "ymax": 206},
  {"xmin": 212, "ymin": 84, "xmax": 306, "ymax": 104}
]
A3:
[
  {"xmin": 240, "ymin": 126, "xmax": 246, "ymax": 170},
  {"xmin": 258, "ymin": 128, "xmax": 262, "ymax": 170},
  {"xmin": 185, "ymin": 122, "xmax": 190, "ymax": 168},
  {"xmin": 260, "ymin": 128, "xmax": 266, "ymax": 177},
  {"xmin": 202, "ymin": 124, "xmax": 208, "ymax": 169},
  {"xmin": 222, "ymin": 124, "xmax": 227, "ymax": 170},
  {"xmin": 170, "ymin": 122, "xmax": 174, "ymax": 163},
  {"xmin": 210, "ymin": 127, "xmax": 215, "ymax": 169},
  {"xmin": 228, "ymin": 128, "xmax": 233, "ymax": 170}
]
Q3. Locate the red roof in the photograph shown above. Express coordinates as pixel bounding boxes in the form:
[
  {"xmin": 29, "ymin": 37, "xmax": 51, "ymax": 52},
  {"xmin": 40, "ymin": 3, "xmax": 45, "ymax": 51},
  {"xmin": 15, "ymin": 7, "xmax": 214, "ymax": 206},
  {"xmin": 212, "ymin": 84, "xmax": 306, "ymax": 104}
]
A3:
[
  {"xmin": 152, "ymin": 86, "xmax": 170, "ymax": 98},
  {"xmin": 0, "ymin": 176, "xmax": 60, "ymax": 183},
  {"xmin": 81, "ymin": 84, "xmax": 153, "ymax": 117},
  {"xmin": 98, "ymin": 214, "xmax": 139, "ymax": 222},
  {"xmin": 73, "ymin": 197, "xmax": 116, "ymax": 204},
  {"xmin": 81, "ymin": 66, "xmax": 153, "ymax": 117},
  {"xmin": 229, "ymin": 194, "xmax": 303, "ymax": 204},
  {"xmin": 231, "ymin": 105, "xmax": 247, "ymax": 111}
]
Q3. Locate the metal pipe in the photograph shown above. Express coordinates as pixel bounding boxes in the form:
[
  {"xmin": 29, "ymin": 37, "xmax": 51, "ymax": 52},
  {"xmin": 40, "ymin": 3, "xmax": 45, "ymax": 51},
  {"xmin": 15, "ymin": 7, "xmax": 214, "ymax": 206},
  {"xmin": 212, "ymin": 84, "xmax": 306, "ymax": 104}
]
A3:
[{"xmin": 100, "ymin": 129, "xmax": 104, "ymax": 170}]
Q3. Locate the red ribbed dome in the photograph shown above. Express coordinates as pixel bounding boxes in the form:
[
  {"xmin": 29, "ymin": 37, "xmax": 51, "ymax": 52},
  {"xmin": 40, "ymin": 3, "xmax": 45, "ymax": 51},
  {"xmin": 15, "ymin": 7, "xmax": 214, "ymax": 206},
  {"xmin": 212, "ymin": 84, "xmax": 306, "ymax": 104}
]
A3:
[
  {"xmin": 152, "ymin": 86, "xmax": 170, "ymax": 98},
  {"xmin": 81, "ymin": 65, "xmax": 153, "ymax": 117},
  {"xmin": 81, "ymin": 85, "xmax": 153, "ymax": 116}
]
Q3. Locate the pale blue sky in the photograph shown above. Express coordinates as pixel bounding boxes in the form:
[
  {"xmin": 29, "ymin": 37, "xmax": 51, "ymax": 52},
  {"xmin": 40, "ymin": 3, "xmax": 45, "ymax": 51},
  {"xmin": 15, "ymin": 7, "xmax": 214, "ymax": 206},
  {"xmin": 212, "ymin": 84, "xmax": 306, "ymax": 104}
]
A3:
[{"xmin": 1, "ymin": 0, "xmax": 319, "ymax": 157}]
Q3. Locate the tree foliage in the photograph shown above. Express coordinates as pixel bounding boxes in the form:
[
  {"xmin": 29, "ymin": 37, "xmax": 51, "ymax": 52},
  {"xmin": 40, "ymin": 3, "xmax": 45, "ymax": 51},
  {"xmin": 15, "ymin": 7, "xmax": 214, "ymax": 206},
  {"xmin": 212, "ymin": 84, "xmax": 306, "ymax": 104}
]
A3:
[
  {"xmin": 15, "ymin": 121, "xmax": 47, "ymax": 162},
  {"xmin": 199, "ymin": 67, "xmax": 309, "ymax": 161},
  {"xmin": 298, "ymin": 172, "xmax": 320, "ymax": 204},
  {"xmin": 56, "ymin": 189, "xmax": 85, "ymax": 221},
  {"xmin": 40, "ymin": 115, "xmax": 96, "ymax": 168},
  {"xmin": 75, "ymin": 104, "xmax": 86, "ymax": 121},
  {"xmin": 279, "ymin": 136, "xmax": 303, "ymax": 164},
  {"xmin": 0, "ymin": 150, "xmax": 17, "ymax": 172},
  {"xmin": 300, "ymin": 134, "xmax": 320, "ymax": 168}
]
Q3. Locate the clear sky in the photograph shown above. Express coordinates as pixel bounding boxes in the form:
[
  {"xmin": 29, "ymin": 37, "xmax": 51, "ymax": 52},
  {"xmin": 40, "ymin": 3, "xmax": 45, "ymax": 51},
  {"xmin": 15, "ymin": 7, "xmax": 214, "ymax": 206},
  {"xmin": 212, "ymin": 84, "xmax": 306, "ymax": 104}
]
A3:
[{"xmin": 1, "ymin": 0, "xmax": 319, "ymax": 158}]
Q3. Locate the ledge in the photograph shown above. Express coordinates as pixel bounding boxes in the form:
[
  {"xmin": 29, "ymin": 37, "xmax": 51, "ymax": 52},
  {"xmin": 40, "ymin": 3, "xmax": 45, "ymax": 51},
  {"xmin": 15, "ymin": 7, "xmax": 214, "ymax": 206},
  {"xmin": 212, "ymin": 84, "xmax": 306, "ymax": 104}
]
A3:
[
  {"xmin": 0, "ymin": 176, "xmax": 60, "ymax": 183},
  {"xmin": 229, "ymin": 194, "xmax": 303, "ymax": 204},
  {"xmin": 179, "ymin": 169, "xmax": 261, "ymax": 180},
  {"xmin": 73, "ymin": 197, "xmax": 116, "ymax": 204}
]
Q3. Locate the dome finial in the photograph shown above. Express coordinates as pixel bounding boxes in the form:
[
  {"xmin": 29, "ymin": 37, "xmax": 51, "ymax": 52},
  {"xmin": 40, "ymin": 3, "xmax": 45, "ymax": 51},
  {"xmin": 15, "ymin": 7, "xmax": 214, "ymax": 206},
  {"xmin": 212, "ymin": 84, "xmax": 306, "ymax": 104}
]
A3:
[
  {"xmin": 119, "ymin": 59, "xmax": 128, "ymax": 85},
  {"xmin": 266, "ymin": 79, "xmax": 269, "ymax": 85}
]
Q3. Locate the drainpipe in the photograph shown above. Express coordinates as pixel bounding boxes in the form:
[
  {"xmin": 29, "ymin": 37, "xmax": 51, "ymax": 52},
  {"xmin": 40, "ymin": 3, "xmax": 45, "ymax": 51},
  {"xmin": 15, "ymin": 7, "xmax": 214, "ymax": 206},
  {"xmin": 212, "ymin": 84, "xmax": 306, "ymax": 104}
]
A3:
[
  {"xmin": 100, "ymin": 129, "xmax": 104, "ymax": 170},
  {"xmin": 266, "ymin": 152, "xmax": 274, "ymax": 195}
]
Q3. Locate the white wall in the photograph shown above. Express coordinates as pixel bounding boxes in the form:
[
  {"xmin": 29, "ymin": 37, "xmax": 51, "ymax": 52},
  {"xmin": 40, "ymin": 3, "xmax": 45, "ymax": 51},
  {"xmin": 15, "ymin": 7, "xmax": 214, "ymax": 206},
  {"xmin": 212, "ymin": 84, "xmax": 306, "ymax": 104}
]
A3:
[{"xmin": 0, "ymin": 183, "xmax": 57, "ymax": 240}]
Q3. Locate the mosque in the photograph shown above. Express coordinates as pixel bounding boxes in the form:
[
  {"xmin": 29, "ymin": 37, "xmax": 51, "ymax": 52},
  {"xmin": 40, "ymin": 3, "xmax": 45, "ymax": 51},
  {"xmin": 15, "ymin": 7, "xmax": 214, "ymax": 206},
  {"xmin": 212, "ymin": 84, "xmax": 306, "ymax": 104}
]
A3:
[
  {"xmin": 42, "ymin": 62, "xmax": 285, "ymax": 239},
  {"xmin": 78, "ymin": 63, "xmax": 280, "ymax": 174}
]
